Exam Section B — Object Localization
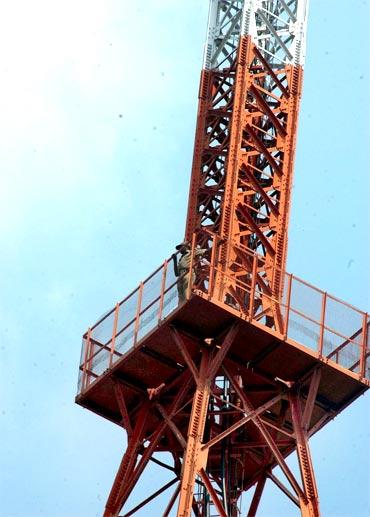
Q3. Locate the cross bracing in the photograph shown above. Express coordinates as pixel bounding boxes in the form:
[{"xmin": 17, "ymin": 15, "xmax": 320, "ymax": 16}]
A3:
[{"xmin": 204, "ymin": 0, "xmax": 308, "ymax": 70}]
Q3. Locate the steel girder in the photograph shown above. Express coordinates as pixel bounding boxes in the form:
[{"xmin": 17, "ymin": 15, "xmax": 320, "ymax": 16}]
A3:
[
  {"xmin": 186, "ymin": 0, "xmax": 308, "ymax": 327},
  {"xmin": 102, "ymin": 323, "xmax": 322, "ymax": 517}
]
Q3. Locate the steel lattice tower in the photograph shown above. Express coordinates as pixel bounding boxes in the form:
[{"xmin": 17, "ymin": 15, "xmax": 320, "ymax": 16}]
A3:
[
  {"xmin": 186, "ymin": 0, "xmax": 308, "ymax": 332},
  {"xmin": 76, "ymin": 2, "xmax": 369, "ymax": 516}
]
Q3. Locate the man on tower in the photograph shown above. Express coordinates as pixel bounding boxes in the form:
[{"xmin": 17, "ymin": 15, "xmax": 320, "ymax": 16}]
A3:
[{"xmin": 172, "ymin": 241, "xmax": 207, "ymax": 303}]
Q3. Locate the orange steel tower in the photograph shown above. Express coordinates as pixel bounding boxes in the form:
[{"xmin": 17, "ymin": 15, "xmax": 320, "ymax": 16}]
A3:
[{"xmin": 76, "ymin": 2, "xmax": 369, "ymax": 516}]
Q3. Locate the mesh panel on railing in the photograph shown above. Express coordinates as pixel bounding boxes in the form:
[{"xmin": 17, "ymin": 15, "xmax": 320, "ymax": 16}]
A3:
[
  {"xmin": 137, "ymin": 299, "xmax": 161, "ymax": 343},
  {"xmin": 324, "ymin": 331, "xmax": 361, "ymax": 373},
  {"xmin": 91, "ymin": 347, "xmax": 110, "ymax": 377},
  {"xmin": 79, "ymin": 336, "xmax": 87, "ymax": 367},
  {"xmin": 323, "ymin": 296, "xmax": 364, "ymax": 373},
  {"xmin": 117, "ymin": 289, "xmax": 139, "ymax": 337},
  {"xmin": 280, "ymin": 272, "xmax": 289, "ymax": 308},
  {"xmin": 109, "ymin": 263, "xmax": 180, "ymax": 358},
  {"xmin": 77, "ymin": 337, "xmax": 87, "ymax": 392},
  {"xmin": 77, "ymin": 370, "xmax": 83, "ymax": 392},
  {"xmin": 115, "ymin": 321, "xmax": 136, "ymax": 356},
  {"xmin": 78, "ymin": 262, "xmax": 182, "ymax": 382},
  {"xmin": 162, "ymin": 284, "xmax": 179, "ymax": 319},
  {"xmin": 287, "ymin": 311, "xmax": 320, "ymax": 352},
  {"xmin": 128, "ymin": 268, "xmax": 164, "ymax": 346},
  {"xmin": 290, "ymin": 278, "xmax": 323, "ymax": 324},
  {"xmin": 285, "ymin": 277, "xmax": 323, "ymax": 352},
  {"xmin": 325, "ymin": 296, "xmax": 363, "ymax": 345},
  {"xmin": 275, "ymin": 272, "xmax": 290, "ymax": 330},
  {"xmin": 111, "ymin": 289, "xmax": 139, "ymax": 358},
  {"xmin": 141, "ymin": 269, "xmax": 163, "ymax": 313},
  {"xmin": 162, "ymin": 262, "xmax": 179, "ymax": 319},
  {"xmin": 91, "ymin": 310, "xmax": 116, "ymax": 346}
]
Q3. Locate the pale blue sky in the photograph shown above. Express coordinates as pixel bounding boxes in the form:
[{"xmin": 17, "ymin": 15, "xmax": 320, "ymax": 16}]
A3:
[{"xmin": 0, "ymin": 1, "xmax": 369, "ymax": 516}]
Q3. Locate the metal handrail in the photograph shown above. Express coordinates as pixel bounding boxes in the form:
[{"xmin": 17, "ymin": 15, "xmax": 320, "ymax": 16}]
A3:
[{"xmin": 78, "ymin": 233, "xmax": 368, "ymax": 393}]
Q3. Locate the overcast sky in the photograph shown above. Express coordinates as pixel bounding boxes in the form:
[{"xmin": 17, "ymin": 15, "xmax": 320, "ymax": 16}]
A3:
[{"xmin": 0, "ymin": 1, "xmax": 369, "ymax": 516}]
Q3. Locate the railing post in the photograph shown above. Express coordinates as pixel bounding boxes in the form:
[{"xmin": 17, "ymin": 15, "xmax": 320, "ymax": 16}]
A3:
[
  {"xmin": 158, "ymin": 260, "xmax": 168, "ymax": 322},
  {"xmin": 109, "ymin": 303, "xmax": 120, "ymax": 368},
  {"xmin": 318, "ymin": 292, "xmax": 327, "ymax": 358},
  {"xmin": 186, "ymin": 233, "xmax": 197, "ymax": 300},
  {"xmin": 283, "ymin": 274, "xmax": 293, "ymax": 340},
  {"xmin": 82, "ymin": 327, "xmax": 92, "ymax": 391},
  {"xmin": 134, "ymin": 282, "xmax": 144, "ymax": 346},
  {"xmin": 360, "ymin": 312, "xmax": 368, "ymax": 378},
  {"xmin": 248, "ymin": 253, "xmax": 258, "ymax": 322},
  {"xmin": 207, "ymin": 234, "xmax": 217, "ymax": 300}
]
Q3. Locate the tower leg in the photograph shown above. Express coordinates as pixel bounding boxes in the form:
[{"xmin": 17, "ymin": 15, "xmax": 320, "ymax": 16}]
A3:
[
  {"xmin": 175, "ymin": 324, "xmax": 239, "ymax": 517},
  {"xmin": 177, "ymin": 348, "xmax": 212, "ymax": 517},
  {"xmin": 247, "ymin": 475, "xmax": 267, "ymax": 517},
  {"xmin": 104, "ymin": 372, "xmax": 192, "ymax": 517},
  {"xmin": 104, "ymin": 402, "xmax": 150, "ymax": 517},
  {"xmin": 289, "ymin": 393, "xmax": 320, "ymax": 517}
]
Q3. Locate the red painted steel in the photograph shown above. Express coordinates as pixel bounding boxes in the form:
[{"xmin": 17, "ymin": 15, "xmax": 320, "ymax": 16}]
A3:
[
  {"xmin": 78, "ymin": 231, "xmax": 369, "ymax": 395},
  {"xmin": 185, "ymin": 35, "xmax": 304, "ymax": 332},
  {"xmin": 76, "ymin": 235, "xmax": 369, "ymax": 515},
  {"xmin": 76, "ymin": 6, "xmax": 369, "ymax": 515},
  {"xmin": 247, "ymin": 475, "xmax": 267, "ymax": 516}
]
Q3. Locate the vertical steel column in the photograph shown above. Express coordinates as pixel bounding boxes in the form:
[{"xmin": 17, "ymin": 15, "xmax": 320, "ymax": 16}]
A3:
[
  {"xmin": 177, "ymin": 348, "xmax": 212, "ymax": 517},
  {"xmin": 289, "ymin": 393, "xmax": 320, "ymax": 517},
  {"xmin": 104, "ymin": 402, "xmax": 150, "ymax": 517}
]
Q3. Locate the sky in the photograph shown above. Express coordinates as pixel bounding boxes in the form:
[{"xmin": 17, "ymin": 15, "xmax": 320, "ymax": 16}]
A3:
[{"xmin": 0, "ymin": 1, "xmax": 369, "ymax": 516}]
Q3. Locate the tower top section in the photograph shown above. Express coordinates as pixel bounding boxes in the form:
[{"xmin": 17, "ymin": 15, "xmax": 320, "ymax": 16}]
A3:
[{"xmin": 203, "ymin": 0, "xmax": 309, "ymax": 70}]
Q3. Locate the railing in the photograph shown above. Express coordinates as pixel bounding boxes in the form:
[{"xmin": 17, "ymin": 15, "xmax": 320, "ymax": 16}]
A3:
[
  {"xmin": 77, "ymin": 254, "xmax": 180, "ymax": 393},
  {"xmin": 77, "ymin": 232, "xmax": 369, "ymax": 394}
]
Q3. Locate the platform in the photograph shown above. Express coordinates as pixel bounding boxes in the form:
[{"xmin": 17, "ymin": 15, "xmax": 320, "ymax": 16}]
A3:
[{"xmin": 76, "ymin": 241, "xmax": 369, "ymax": 494}]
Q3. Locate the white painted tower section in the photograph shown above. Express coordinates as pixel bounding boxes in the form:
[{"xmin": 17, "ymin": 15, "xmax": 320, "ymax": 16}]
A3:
[
  {"xmin": 203, "ymin": 0, "xmax": 309, "ymax": 70},
  {"xmin": 203, "ymin": 0, "xmax": 244, "ymax": 70}
]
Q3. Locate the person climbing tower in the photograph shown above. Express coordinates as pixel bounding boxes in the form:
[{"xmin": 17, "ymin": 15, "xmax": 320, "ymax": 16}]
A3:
[{"xmin": 172, "ymin": 241, "xmax": 207, "ymax": 303}]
